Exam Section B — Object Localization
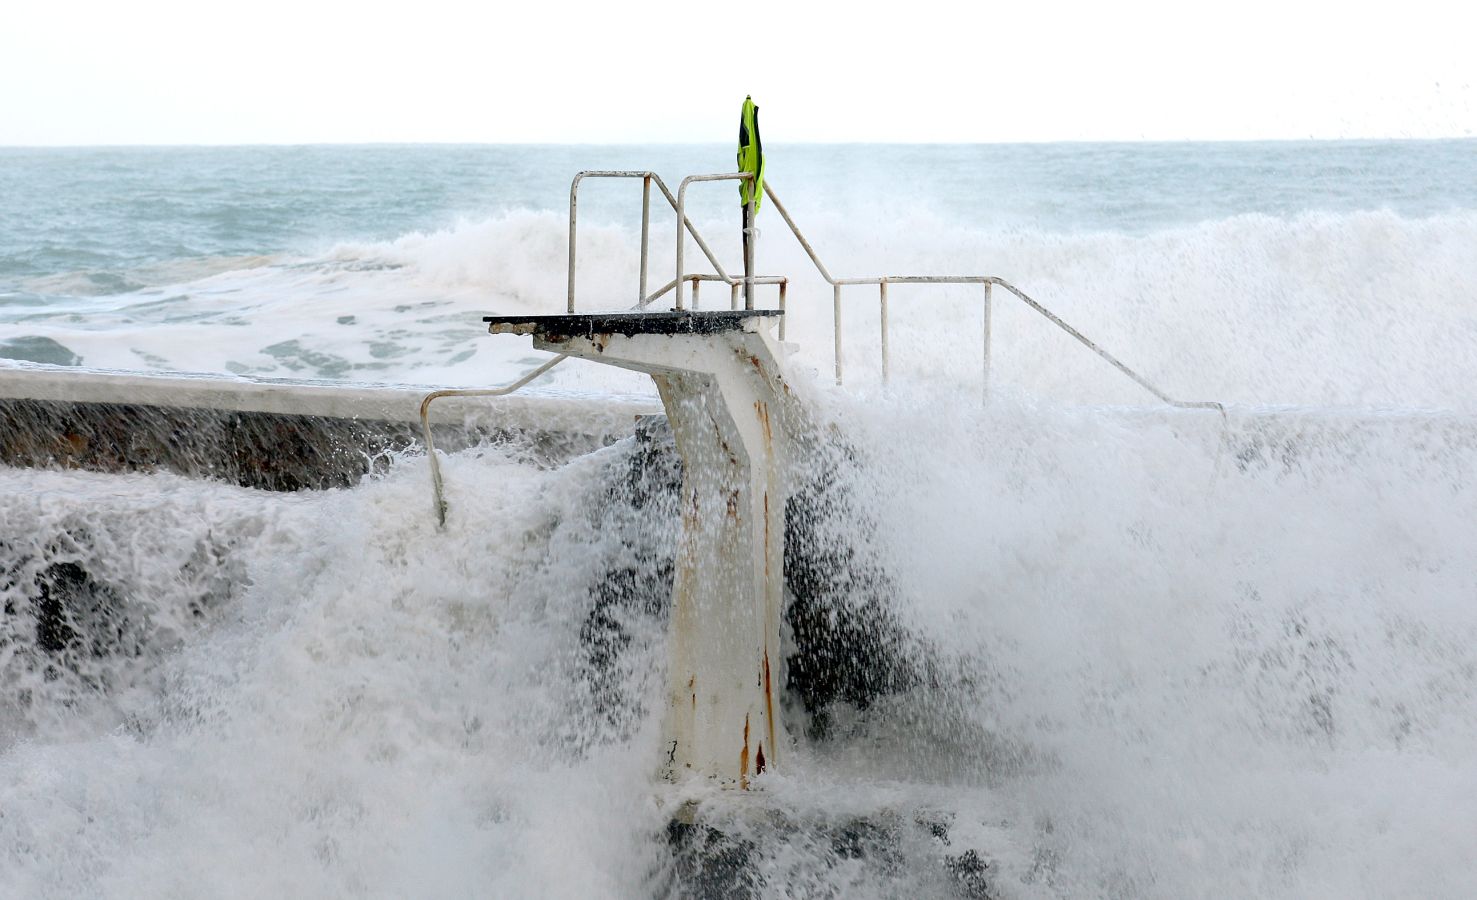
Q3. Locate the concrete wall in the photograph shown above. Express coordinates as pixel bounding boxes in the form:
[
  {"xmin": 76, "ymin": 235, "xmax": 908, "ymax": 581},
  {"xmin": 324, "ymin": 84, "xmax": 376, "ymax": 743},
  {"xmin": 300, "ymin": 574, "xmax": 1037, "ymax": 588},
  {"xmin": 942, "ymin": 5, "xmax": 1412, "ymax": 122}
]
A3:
[{"xmin": 0, "ymin": 363, "xmax": 660, "ymax": 491}]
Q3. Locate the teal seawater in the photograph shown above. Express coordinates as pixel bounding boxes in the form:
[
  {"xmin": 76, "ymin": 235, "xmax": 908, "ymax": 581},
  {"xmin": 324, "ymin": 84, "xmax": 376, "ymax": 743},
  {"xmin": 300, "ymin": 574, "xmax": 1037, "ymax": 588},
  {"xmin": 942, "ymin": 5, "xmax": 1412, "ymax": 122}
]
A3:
[{"xmin": 2, "ymin": 141, "xmax": 1473, "ymax": 286}]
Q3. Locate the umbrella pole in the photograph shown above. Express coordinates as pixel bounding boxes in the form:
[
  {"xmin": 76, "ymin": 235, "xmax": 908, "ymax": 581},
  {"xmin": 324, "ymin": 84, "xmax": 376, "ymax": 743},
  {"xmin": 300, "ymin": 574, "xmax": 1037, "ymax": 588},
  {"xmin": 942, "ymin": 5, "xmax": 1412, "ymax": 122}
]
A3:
[{"xmin": 742, "ymin": 196, "xmax": 756, "ymax": 310}]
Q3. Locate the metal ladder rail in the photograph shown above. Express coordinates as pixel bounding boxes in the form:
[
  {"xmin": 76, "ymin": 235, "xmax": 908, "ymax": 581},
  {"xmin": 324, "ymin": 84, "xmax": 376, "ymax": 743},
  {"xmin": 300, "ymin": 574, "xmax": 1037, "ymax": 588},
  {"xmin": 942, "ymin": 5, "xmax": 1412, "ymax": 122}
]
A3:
[
  {"xmin": 674, "ymin": 172, "xmax": 751, "ymax": 311},
  {"xmin": 569, "ymin": 171, "xmax": 789, "ymax": 315},
  {"xmin": 761, "ymin": 182, "xmax": 1222, "ymax": 411},
  {"xmin": 669, "ymin": 172, "xmax": 787, "ymax": 316},
  {"xmin": 568, "ymin": 171, "xmax": 742, "ymax": 312}
]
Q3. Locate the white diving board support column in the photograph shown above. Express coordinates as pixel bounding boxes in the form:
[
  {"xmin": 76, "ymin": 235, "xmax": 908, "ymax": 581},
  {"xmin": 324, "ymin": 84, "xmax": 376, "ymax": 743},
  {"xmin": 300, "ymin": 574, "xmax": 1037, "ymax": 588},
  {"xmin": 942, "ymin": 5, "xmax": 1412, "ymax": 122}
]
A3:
[{"xmin": 484, "ymin": 309, "xmax": 797, "ymax": 788}]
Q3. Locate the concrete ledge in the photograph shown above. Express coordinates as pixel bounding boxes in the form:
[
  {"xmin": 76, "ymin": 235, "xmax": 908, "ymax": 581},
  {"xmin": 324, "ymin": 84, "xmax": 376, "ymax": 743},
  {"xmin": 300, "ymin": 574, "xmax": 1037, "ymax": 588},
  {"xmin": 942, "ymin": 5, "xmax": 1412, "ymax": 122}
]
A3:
[
  {"xmin": 0, "ymin": 361, "xmax": 658, "ymax": 430},
  {"xmin": 0, "ymin": 362, "xmax": 662, "ymax": 491}
]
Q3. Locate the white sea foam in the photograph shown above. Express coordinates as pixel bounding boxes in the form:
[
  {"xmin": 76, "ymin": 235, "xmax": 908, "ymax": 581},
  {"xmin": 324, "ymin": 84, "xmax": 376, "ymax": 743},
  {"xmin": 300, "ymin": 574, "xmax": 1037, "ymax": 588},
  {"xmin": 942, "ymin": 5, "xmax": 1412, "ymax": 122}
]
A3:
[
  {"xmin": 5, "ymin": 390, "xmax": 1477, "ymax": 896},
  {"xmin": 827, "ymin": 392, "xmax": 1477, "ymax": 896}
]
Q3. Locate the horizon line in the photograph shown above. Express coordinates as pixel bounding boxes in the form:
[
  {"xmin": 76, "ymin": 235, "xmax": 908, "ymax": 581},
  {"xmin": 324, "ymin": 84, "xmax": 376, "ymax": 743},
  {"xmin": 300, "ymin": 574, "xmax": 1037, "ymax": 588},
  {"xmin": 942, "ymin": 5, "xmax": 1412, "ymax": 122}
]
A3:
[{"xmin": 1, "ymin": 135, "xmax": 1474, "ymax": 151}]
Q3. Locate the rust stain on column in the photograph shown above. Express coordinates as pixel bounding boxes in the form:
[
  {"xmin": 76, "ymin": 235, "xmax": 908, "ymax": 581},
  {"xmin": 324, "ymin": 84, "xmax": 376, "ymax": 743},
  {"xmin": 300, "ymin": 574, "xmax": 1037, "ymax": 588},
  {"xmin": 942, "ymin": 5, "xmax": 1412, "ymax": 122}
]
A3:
[
  {"xmin": 753, "ymin": 400, "xmax": 772, "ymax": 446},
  {"xmin": 740, "ymin": 713, "xmax": 751, "ymax": 790},
  {"xmin": 762, "ymin": 649, "xmax": 775, "ymax": 770}
]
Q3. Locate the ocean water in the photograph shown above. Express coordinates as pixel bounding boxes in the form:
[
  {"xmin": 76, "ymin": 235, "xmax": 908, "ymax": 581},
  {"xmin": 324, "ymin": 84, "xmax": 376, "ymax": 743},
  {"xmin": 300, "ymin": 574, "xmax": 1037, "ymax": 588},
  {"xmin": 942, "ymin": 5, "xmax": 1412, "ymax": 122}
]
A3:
[{"xmin": 3, "ymin": 141, "xmax": 1477, "ymax": 897}]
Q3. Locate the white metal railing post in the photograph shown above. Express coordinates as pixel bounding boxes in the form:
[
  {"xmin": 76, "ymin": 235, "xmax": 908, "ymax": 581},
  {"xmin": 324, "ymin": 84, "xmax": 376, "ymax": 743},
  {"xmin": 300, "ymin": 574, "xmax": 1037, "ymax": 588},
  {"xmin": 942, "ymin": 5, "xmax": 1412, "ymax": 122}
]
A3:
[
  {"xmin": 567, "ymin": 174, "xmax": 582, "ymax": 313},
  {"xmin": 982, "ymin": 281, "xmax": 993, "ymax": 402},
  {"xmin": 730, "ymin": 282, "xmax": 740, "ymax": 310},
  {"xmin": 880, "ymin": 280, "xmax": 890, "ymax": 383},
  {"xmin": 778, "ymin": 281, "xmax": 787, "ymax": 340},
  {"xmin": 692, "ymin": 279, "xmax": 701, "ymax": 310},
  {"xmin": 675, "ymin": 180, "xmax": 687, "ymax": 310},
  {"xmin": 639, "ymin": 175, "xmax": 651, "ymax": 306},
  {"xmin": 833, "ymin": 284, "xmax": 843, "ymax": 385}
]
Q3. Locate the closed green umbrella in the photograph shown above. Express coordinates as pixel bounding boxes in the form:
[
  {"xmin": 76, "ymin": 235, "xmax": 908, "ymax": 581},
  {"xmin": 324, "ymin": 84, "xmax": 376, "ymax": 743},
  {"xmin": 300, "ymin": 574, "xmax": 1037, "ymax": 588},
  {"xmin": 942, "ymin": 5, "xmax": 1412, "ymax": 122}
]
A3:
[
  {"xmin": 738, "ymin": 96, "xmax": 764, "ymax": 309},
  {"xmin": 738, "ymin": 96, "xmax": 765, "ymax": 211}
]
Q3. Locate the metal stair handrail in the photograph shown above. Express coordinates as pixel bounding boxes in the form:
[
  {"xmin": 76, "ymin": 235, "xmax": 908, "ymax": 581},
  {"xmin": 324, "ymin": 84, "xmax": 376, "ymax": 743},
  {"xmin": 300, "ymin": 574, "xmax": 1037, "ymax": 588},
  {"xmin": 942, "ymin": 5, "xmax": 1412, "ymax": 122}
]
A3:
[
  {"xmin": 759, "ymin": 181, "xmax": 1221, "ymax": 410},
  {"xmin": 567, "ymin": 169, "xmax": 1220, "ymax": 410}
]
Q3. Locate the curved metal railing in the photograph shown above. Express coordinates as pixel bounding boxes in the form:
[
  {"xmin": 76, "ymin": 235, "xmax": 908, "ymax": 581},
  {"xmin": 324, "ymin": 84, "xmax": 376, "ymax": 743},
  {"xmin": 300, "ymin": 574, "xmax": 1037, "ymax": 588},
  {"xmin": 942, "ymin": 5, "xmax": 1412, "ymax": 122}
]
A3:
[
  {"xmin": 565, "ymin": 168, "xmax": 1219, "ymax": 409},
  {"xmin": 418, "ymin": 354, "xmax": 568, "ymax": 527}
]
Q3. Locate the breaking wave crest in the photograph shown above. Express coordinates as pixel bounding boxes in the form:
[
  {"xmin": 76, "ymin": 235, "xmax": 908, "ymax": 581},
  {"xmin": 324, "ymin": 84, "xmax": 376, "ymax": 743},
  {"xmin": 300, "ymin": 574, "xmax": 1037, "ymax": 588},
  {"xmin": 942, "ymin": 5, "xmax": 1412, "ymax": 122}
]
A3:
[{"xmin": 7, "ymin": 207, "xmax": 1477, "ymax": 408}]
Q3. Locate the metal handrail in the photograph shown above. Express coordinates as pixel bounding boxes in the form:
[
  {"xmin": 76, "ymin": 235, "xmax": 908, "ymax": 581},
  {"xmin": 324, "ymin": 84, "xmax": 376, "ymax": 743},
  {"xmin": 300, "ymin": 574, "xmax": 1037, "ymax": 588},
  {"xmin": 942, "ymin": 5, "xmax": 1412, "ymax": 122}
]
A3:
[
  {"xmin": 568, "ymin": 171, "xmax": 734, "ymax": 312},
  {"xmin": 564, "ymin": 168, "xmax": 1218, "ymax": 410},
  {"xmin": 418, "ymin": 354, "xmax": 567, "ymax": 527},
  {"xmin": 569, "ymin": 171, "xmax": 752, "ymax": 312},
  {"xmin": 760, "ymin": 181, "xmax": 1222, "ymax": 411},
  {"xmin": 675, "ymin": 172, "xmax": 753, "ymax": 311},
  {"xmin": 567, "ymin": 170, "xmax": 788, "ymax": 316},
  {"xmin": 419, "ymin": 168, "xmax": 1219, "ymax": 525},
  {"xmin": 685, "ymin": 273, "xmax": 789, "ymax": 315}
]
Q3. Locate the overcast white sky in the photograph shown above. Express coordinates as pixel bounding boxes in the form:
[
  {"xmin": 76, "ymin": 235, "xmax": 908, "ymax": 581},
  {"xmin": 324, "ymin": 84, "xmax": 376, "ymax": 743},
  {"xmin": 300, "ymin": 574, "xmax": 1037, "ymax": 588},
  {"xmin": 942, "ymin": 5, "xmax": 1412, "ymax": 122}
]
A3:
[{"xmin": 1, "ymin": 0, "xmax": 1472, "ymax": 145}]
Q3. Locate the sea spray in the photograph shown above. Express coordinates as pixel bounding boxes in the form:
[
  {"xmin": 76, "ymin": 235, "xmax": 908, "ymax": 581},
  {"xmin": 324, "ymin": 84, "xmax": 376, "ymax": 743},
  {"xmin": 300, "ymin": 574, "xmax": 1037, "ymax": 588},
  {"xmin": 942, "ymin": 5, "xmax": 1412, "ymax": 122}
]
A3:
[
  {"xmin": 0, "ymin": 446, "xmax": 672, "ymax": 897},
  {"xmin": 6, "ymin": 380, "xmax": 1477, "ymax": 896},
  {"xmin": 4, "ymin": 141, "xmax": 1477, "ymax": 897}
]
